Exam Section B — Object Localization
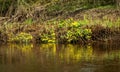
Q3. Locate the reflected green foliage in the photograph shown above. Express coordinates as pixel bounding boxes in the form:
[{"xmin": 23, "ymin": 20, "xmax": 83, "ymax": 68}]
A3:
[{"xmin": 0, "ymin": 43, "xmax": 120, "ymax": 64}]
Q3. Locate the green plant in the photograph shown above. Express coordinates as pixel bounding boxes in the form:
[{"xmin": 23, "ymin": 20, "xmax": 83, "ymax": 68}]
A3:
[
  {"xmin": 9, "ymin": 32, "xmax": 33, "ymax": 43},
  {"xmin": 41, "ymin": 30, "xmax": 56, "ymax": 43},
  {"xmin": 24, "ymin": 18, "xmax": 33, "ymax": 25},
  {"xmin": 83, "ymin": 29, "xmax": 92, "ymax": 40}
]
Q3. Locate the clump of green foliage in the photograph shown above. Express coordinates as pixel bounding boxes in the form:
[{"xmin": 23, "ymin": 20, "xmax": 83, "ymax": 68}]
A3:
[
  {"xmin": 66, "ymin": 28, "xmax": 92, "ymax": 42},
  {"xmin": 9, "ymin": 32, "xmax": 33, "ymax": 43},
  {"xmin": 55, "ymin": 18, "xmax": 92, "ymax": 43},
  {"xmin": 39, "ymin": 18, "xmax": 92, "ymax": 43},
  {"xmin": 41, "ymin": 30, "xmax": 56, "ymax": 43}
]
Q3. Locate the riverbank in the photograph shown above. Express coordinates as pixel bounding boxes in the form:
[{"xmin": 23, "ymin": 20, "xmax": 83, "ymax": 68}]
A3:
[{"xmin": 0, "ymin": 6, "xmax": 120, "ymax": 44}]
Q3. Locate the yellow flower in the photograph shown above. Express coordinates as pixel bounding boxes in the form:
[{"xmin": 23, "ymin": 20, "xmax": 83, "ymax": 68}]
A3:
[{"xmin": 72, "ymin": 21, "xmax": 78, "ymax": 27}]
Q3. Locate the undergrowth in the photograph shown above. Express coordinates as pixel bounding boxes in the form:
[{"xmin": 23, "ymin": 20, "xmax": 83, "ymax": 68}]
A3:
[{"xmin": 0, "ymin": 15, "xmax": 119, "ymax": 43}]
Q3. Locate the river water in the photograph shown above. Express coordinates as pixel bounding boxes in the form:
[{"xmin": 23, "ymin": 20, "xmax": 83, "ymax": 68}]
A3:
[{"xmin": 0, "ymin": 43, "xmax": 120, "ymax": 72}]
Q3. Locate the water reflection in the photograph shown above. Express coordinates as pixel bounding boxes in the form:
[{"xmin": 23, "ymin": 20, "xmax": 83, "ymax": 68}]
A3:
[{"xmin": 0, "ymin": 43, "xmax": 120, "ymax": 72}]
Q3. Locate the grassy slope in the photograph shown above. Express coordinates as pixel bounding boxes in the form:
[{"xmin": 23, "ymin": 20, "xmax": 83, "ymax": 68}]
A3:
[{"xmin": 0, "ymin": 1, "xmax": 120, "ymax": 43}]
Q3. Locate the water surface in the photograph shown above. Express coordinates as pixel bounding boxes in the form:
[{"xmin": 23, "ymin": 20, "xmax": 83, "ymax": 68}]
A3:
[{"xmin": 0, "ymin": 43, "xmax": 120, "ymax": 72}]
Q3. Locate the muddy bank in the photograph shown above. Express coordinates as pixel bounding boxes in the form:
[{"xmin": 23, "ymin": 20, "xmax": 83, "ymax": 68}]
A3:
[
  {"xmin": 0, "ymin": 8, "xmax": 120, "ymax": 44},
  {"xmin": 0, "ymin": 23, "xmax": 119, "ymax": 44}
]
